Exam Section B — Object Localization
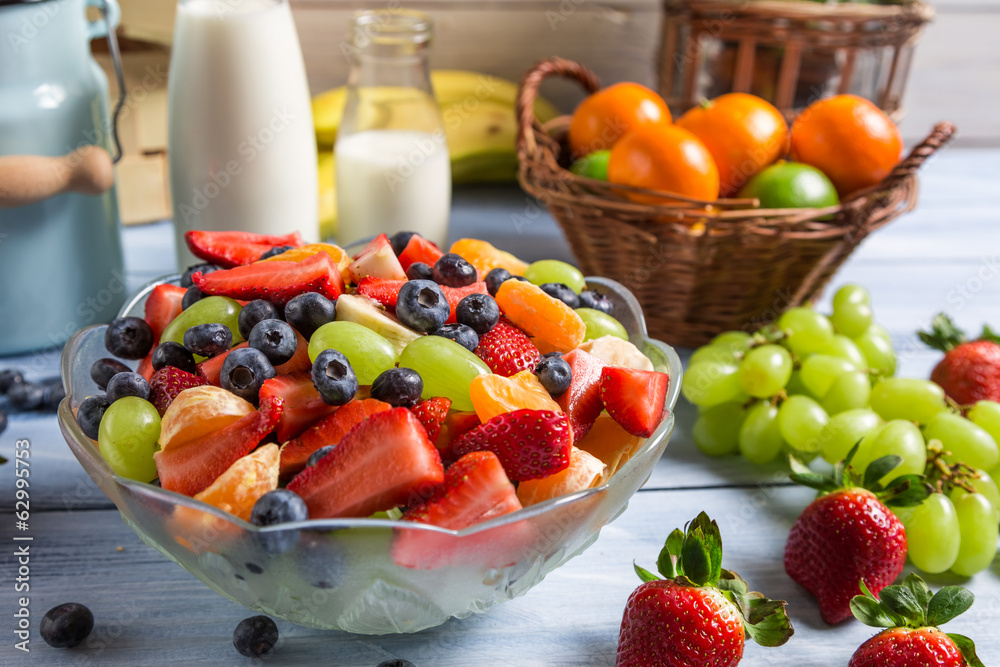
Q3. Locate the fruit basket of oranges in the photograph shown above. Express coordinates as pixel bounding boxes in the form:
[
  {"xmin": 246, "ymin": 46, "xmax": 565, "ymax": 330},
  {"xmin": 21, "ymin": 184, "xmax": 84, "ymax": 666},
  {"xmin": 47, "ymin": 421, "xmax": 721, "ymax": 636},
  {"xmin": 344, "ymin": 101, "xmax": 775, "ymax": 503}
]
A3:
[{"xmin": 515, "ymin": 57, "xmax": 955, "ymax": 347}]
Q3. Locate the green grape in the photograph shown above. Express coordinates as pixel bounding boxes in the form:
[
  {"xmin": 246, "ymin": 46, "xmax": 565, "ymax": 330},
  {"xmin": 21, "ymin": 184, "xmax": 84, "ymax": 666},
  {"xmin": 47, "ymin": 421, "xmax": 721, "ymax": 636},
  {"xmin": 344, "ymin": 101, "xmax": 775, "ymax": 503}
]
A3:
[
  {"xmin": 98, "ymin": 396, "xmax": 161, "ymax": 482},
  {"xmin": 739, "ymin": 401, "xmax": 785, "ymax": 464},
  {"xmin": 399, "ymin": 335, "xmax": 491, "ymax": 412},
  {"xmin": 821, "ymin": 371, "xmax": 872, "ymax": 415},
  {"xmin": 822, "ymin": 335, "xmax": 868, "ymax": 371},
  {"xmin": 738, "ymin": 345, "xmax": 792, "ymax": 398},
  {"xmin": 800, "ymin": 354, "xmax": 857, "ymax": 398},
  {"xmin": 868, "ymin": 323, "xmax": 893, "ymax": 345},
  {"xmin": 784, "ymin": 370, "xmax": 816, "ymax": 399},
  {"xmin": 818, "ymin": 408, "xmax": 883, "ymax": 464},
  {"xmin": 950, "ymin": 469, "xmax": 1000, "ymax": 524},
  {"xmin": 160, "ymin": 296, "xmax": 243, "ymax": 347},
  {"xmin": 777, "ymin": 307, "xmax": 835, "ymax": 357},
  {"xmin": 308, "ymin": 321, "xmax": 398, "ymax": 385},
  {"xmin": 710, "ymin": 330, "xmax": 752, "ymax": 352},
  {"xmin": 950, "ymin": 491, "xmax": 999, "ymax": 576},
  {"xmin": 854, "ymin": 327, "xmax": 896, "ymax": 376},
  {"xmin": 832, "ymin": 283, "xmax": 870, "ymax": 310},
  {"xmin": 693, "ymin": 402, "xmax": 746, "ymax": 457},
  {"xmin": 968, "ymin": 400, "xmax": 1000, "ymax": 446},
  {"xmin": 830, "ymin": 301, "xmax": 873, "ymax": 338},
  {"xmin": 681, "ymin": 361, "xmax": 745, "ymax": 407},
  {"xmin": 575, "ymin": 308, "xmax": 628, "ymax": 342},
  {"xmin": 904, "ymin": 493, "xmax": 961, "ymax": 574},
  {"xmin": 852, "ymin": 420, "xmax": 926, "ymax": 485},
  {"xmin": 870, "ymin": 378, "xmax": 947, "ymax": 424},
  {"xmin": 689, "ymin": 344, "xmax": 740, "ymax": 367},
  {"xmin": 777, "ymin": 395, "xmax": 829, "ymax": 454},
  {"xmin": 523, "ymin": 259, "xmax": 586, "ymax": 294},
  {"xmin": 924, "ymin": 412, "xmax": 1000, "ymax": 471}
]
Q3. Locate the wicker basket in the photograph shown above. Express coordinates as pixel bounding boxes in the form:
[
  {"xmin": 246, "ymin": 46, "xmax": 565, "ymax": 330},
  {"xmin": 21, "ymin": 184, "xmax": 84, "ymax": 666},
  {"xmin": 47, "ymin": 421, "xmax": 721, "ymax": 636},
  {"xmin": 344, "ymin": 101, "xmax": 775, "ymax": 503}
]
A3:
[
  {"xmin": 515, "ymin": 57, "xmax": 955, "ymax": 348},
  {"xmin": 660, "ymin": 0, "xmax": 934, "ymax": 120}
]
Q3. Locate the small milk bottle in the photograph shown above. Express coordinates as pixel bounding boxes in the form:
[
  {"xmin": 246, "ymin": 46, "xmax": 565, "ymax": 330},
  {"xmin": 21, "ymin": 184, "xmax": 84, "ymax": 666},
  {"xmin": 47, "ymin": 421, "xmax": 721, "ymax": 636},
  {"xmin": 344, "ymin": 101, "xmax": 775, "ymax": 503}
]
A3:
[{"xmin": 335, "ymin": 9, "xmax": 451, "ymax": 249}]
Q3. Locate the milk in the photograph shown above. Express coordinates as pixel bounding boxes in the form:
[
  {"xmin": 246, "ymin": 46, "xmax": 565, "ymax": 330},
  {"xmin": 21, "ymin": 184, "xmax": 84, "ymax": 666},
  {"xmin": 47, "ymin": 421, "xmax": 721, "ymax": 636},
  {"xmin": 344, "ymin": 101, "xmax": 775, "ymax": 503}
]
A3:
[
  {"xmin": 334, "ymin": 130, "xmax": 451, "ymax": 249},
  {"xmin": 168, "ymin": 0, "xmax": 318, "ymax": 269}
]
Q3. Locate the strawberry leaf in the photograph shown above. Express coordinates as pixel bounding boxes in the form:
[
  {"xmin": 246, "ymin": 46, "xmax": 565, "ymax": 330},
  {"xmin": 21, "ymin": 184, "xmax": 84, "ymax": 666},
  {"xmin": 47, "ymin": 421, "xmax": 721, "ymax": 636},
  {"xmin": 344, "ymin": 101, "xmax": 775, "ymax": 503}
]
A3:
[
  {"xmin": 903, "ymin": 574, "xmax": 933, "ymax": 616},
  {"xmin": 862, "ymin": 455, "xmax": 902, "ymax": 490},
  {"xmin": 656, "ymin": 528, "xmax": 684, "ymax": 579},
  {"xmin": 927, "ymin": 586, "xmax": 975, "ymax": 627},
  {"xmin": 849, "ymin": 594, "xmax": 902, "ymax": 629},
  {"xmin": 947, "ymin": 633, "xmax": 985, "ymax": 667},
  {"xmin": 681, "ymin": 512, "xmax": 721, "ymax": 587},
  {"xmin": 880, "ymin": 477, "xmax": 931, "ymax": 508},
  {"xmin": 634, "ymin": 563, "xmax": 660, "ymax": 584},
  {"xmin": 979, "ymin": 325, "xmax": 1000, "ymax": 346},
  {"xmin": 718, "ymin": 569, "xmax": 749, "ymax": 596},
  {"xmin": 878, "ymin": 584, "xmax": 924, "ymax": 626},
  {"xmin": 918, "ymin": 313, "xmax": 967, "ymax": 352},
  {"xmin": 741, "ymin": 596, "xmax": 794, "ymax": 647}
]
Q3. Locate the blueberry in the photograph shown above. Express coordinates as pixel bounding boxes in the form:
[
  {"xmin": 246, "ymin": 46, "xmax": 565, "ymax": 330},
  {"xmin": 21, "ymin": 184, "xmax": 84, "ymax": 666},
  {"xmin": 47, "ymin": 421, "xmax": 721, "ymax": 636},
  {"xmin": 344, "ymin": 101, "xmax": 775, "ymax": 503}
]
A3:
[
  {"xmin": 377, "ymin": 660, "xmax": 417, "ymax": 667},
  {"xmin": 306, "ymin": 445, "xmax": 335, "ymax": 468},
  {"xmin": 90, "ymin": 358, "xmax": 131, "ymax": 390},
  {"xmin": 232, "ymin": 615, "xmax": 279, "ymax": 658},
  {"xmin": 484, "ymin": 267, "xmax": 512, "ymax": 296},
  {"xmin": 540, "ymin": 283, "xmax": 581, "ymax": 309},
  {"xmin": 251, "ymin": 489, "xmax": 309, "ymax": 554},
  {"xmin": 105, "ymin": 317, "xmax": 154, "ymax": 359},
  {"xmin": 296, "ymin": 532, "xmax": 347, "ymax": 589},
  {"xmin": 151, "ymin": 341, "xmax": 198, "ymax": 375},
  {"xmin": 405, "ymin": 262, "xmax": 433, "ymax": 281},
  {"xmin": 311, "ymin": 349, "xmax": 358, "ymax": 406},
  {"xmin": 40, "ymin": 603, "xmax": 94, "ymax": 649},
  {"xmin": 370, "ymin": 368, "xmax": 423, "ymax": 407},
  {"xmin": 106, "ymin": 372, "xmax": 150, "ymax": 403},
  {"xmin": 284, "ymin": 292, "xmax": 336, "ymax": 340},
  {"xmin": 0, "ymin": 369, "xmax": 24, "ymax": 394},
  {"xmin": 40, "ymin": 378, "xmax": 66, "ymax": 411},
  {"xmin": 534, "ymin": 356, "xmax": 572, "ymax": 396},
  {"xmin": 455, "ymin": 293, "xmax": 500, "ymax": 335},
  {"xmin": 543, "ymin": 351, "xmax": 564, "ymax": 359},
  {"xmin": 8, "ymin": 382, "xmax": 44, "ymax": 411},
  {"xmin": 248, "ymin": 319, "xmax": 297, "ymax": 366},
  {"xmin": 238, "ymin": 299, "xmax": 281, "ymax": 340},
  {"xmin": 396, "ymin": 280, "xmax": 449, "ymax": 333},
  {"xmin": 432, "ymin": 323, "xmax": 479, "ymax": 352},
  {"xmin": 183, "ymin": 323, "xmax": 233, "ymax": 358},
  {"xmin": 258, "ymin": 245, "xmax": 294, "ymax": 261},
  {"xmin": 77, "ymin": 395, "xmax": 109, "ymax": 440},
  {"xmin": 221, "ymin": 347, "xmax": 275, "ymax": 403},
  {"xmin": 389, "ymin": 230, "xmax": 417, "ymax": 256},
  {"xmin": 181, "ymin": 263, "xmax": 218, "ymax": 288},
  {"xmin": 578, "ymin": 289, "xmax": 613, "ymax": 315},
  {"xmin": 181, "ymin": 285, "xmax": 207, "ymax": 310},
  {"xmin": 431, "ymin": 253, "xmax": 477, "ymax": 288}
]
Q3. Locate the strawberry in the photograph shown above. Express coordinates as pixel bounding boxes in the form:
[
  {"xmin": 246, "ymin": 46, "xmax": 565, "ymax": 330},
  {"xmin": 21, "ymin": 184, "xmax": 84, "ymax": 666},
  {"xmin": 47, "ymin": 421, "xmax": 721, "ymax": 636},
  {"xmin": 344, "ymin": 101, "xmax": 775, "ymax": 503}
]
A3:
[
  {"xmin": 259, "ymin": 372, "xmax": 339, "ymax": 443},
  {"xmin": 397, "ymin": 234, "xmax": 443, "ymax": 271},
  {"xmin": 848, "ymin": 574, "xmax": 984, "ymax": 667},
  {"xmin": 450, "ymin": 409, "xmax": 572, "ymax": 481},
  {"xmin": 474, "ymin": 317, "xmax": 541, "ymax": 377},
  {"xmin": 144, "ymin": 283, "xmax": 186, "ymax": 343},
  {"xmin": 356, "ymin": 277, "xmax": 404, "ymax": 308},
  {"xmin": 136, "ymin": 353, "xmax": 154, "ymax": 382},
  {"xmin": 278, "ymin": 397, "xmax": 392, "ymax": 477},
  {"xmin": 557, "ymin": 348, "xmax": 607, "ymax": 440},
  {"xmin": 784, "ymin": 448, "xmax": 929, "ymax": 625},
  {"xmin": 616, "ymin": 512, "xmax": 792, "ymax": 667},
  {"xmin": 192, "ymin": 251, "xmax": 343, "ymax": 305},
  {"xmin": 410, "ymin": 397, "xmax": 451, "ymax": 442},
  {"xmin": 184, "ymin": 230, "xmax": 304, "ymax": 268},
  {"xmin": 198, "ymin": 335, "xmax": 308, "ymax": 386},
  {"xmin": 435, "ymin": 410, "xmax": 482, "ymax": 464},
  {"xmin": 599, "ymin": 367, "xmax": 670, "ymax": 437},
  {"xmin": 348, "ymin": 233, "xmax": 406, "ymax": 282},
  {"xmin": 442, "ymin": 282, "xmax": 488, "ymax": 324},
  {"xmin": 920, "ymin": 313, "xmax": 1000, "ymax": 405},
  {"xmin": 149, "ymin": 367, "xmax": 209, "ymax": 416}
]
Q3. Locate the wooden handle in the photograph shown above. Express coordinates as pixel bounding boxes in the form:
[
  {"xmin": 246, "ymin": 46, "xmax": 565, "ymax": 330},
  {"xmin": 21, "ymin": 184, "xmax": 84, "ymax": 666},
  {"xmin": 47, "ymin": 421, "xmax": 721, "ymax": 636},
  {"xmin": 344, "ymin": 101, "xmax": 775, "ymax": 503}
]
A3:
[{"xmin": 0, "ymin": 145, "xmax": 114, "ymax": 209}]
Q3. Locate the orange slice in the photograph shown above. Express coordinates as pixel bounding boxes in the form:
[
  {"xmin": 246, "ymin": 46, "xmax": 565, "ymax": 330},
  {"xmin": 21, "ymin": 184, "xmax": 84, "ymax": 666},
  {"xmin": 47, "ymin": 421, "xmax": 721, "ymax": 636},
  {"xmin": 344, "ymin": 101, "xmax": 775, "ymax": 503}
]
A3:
[
  {"xmin": 450, "ymin": 239, "xmax": 528, "ymax": 276},
  {"xmin": 495, "ymin": 280, "xmax": 586, "ymax": 353},
  {"xmin": 516, "ymin": 447, "xmax": 606, "ymax": 506},
  {"xmin": 470, "ymin": 370, "xmax": 562, "ymax": 423},
  {"xmin": 263, "ymin": 243, "xmax": 352, "ymax": 282},
  {"xmin": 159, "ymin": 386, "xmax": 255, "ymax": 452},
  {"xmin": 193, "ymin": 444, "xmax": 280, "ymax": 521},
  {"xmin": 576, "ymin": 412, "xmax": 645, "ymax": 480}
]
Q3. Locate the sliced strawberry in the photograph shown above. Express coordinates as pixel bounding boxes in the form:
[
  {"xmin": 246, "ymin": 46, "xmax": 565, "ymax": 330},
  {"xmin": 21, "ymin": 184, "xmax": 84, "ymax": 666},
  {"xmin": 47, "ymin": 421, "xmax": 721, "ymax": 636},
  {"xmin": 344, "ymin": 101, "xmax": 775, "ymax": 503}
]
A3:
[
  {"xmin": 197, "ymin": 336, "xmax": 306, "ymax": 387},
  {"xmin": 144, "ymin": 283, "xmax": 186, "ymax": 343},
  {"xmin": 410, "ymin": 397, "xmax": 451, "ymax": 442},
  {"xmin": 557, "ymin": 348, "xmax": 607, "ymax": 441},
  {"xmin": 193, "ymin": 251, "xmax": 343, "ymax": 305},
  {"xmin": 451, "ymin": 409, "xmax": 572, "ymax": 481},
  {"xmin": 397, "ymin": 234, "xmax": 444, "ymax": 271},
  {"xmin": 185, "ymin": 230, "xmax": 304, "ymax": 268},
  {"xmin": 356, "ymin": 277, "xmax": 405, "ymax": 309},
  {"xmin": 474, "ymin": 317, "xmax": 541, "ymax": 377},
  {"xmin": 136, "ymin": 353, "xmax": 154, "ymax": 382},
  {"xmin": 197, "ymin": 342, "xmax": 247, "ymax": 386},
  {"xmin": 149, "ymin": 367, "xmax": 209, "ymax": 416},
  {"xmin": 442, "ymin": 282, "xmax": 488, "ymax": 324},
  {"xmin": 259, "ymin": 372, "xmax": 339, "ymax": 443},
  {"xmin": 348, "ymin": 234, "xmax": 406, "ymax": 282},
  {"xmin": 286, "ymin": 407, "xmax": 444, "ymax": 518},
  {"xmin": 599, "ymin": 367, "xmax": 670, "ymax": 437},
  {"xmin": 435, "ymin": 410, "xmax": 481, "ymax": 465},
  {"xmin": 278, "ymin": 398, "xmax": 392, "ymax": 477}
]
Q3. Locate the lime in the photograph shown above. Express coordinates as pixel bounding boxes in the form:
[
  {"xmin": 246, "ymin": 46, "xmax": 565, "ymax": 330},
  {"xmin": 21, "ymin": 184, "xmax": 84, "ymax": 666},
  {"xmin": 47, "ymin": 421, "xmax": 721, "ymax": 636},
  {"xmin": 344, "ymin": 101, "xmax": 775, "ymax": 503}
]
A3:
[
  {"xmin": 738, "ymin": 161, "xmax": 839, "ymax": 211},
  {"xmin": 569, "ymin": 150, "xmax": 611, "ymax": 181}
]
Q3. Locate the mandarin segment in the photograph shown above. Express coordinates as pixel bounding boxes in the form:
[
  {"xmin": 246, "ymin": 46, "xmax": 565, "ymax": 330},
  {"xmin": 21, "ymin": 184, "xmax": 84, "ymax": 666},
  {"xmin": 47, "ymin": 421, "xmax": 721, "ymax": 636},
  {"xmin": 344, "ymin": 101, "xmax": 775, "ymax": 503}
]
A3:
[
  {"xmin": 576, "ymin": 412, "xmax": 645, "ymax": 479},
  {"xmin": 159, "ymin": 386, "xmax": 255, "ymax": 452},
  {"xmin": 494, "ymin": 280, "xmax": 586, "ymax": 352},
  {"xmin": 470, "ymin": 370, "xmax": 562, "ymax": 423},
  {"xmin": 516, "ymin": 447, "xmax": 606, "ymax": 506},
  {"xmin": 449, "ymin": 238, "xmax": 528, "ymax": 276},
  {"xmin": 193, "ymin": 443, "xmax": 280, "ymax": 521}
]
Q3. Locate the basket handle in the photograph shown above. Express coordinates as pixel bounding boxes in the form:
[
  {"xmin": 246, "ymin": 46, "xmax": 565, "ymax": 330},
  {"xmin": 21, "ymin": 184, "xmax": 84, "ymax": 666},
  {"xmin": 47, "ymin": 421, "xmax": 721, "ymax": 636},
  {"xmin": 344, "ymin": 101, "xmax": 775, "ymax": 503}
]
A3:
[
  {"xmin": 878, "ymin": 121, "xmax": 957, "ymax": 188},
  {"xmin": 516, "ymin": 58, "xmax": 601, "ymax": 158}
]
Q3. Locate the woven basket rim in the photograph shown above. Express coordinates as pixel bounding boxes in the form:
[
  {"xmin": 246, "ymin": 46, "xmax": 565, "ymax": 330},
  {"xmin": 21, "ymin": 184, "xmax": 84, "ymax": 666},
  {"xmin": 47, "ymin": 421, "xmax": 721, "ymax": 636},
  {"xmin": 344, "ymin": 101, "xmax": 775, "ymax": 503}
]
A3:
[{"xmin": 664, "ymin": 0, "xmax": 935, "ymax": 22}]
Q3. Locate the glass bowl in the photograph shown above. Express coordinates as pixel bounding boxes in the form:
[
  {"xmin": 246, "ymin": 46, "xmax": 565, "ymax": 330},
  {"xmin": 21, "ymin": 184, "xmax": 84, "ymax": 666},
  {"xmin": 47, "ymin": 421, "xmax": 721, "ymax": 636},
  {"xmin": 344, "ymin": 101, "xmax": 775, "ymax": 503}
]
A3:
[{"xmin": 58, "ymin": 275, "xmax": 682, "ymax": 634}]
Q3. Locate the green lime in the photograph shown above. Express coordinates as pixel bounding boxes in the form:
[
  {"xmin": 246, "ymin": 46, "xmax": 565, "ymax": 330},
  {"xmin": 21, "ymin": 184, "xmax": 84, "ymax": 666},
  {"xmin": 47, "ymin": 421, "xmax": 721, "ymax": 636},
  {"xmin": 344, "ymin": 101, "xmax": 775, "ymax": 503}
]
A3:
[
  {"xmin": 569, "ymin": 150, "xmax": 611, "ymax": 181},
  {"xmin": 738, "ymin": 161, "xmax": 839, "ymax": 211}
]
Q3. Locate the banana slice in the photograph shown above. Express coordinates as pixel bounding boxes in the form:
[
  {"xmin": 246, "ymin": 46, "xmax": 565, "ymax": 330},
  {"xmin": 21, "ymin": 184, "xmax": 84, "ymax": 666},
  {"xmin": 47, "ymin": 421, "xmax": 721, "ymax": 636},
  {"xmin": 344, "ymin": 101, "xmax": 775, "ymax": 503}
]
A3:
[{"xmin": 577, "ymin": 336, "xmax": 654, "ymax": 371}]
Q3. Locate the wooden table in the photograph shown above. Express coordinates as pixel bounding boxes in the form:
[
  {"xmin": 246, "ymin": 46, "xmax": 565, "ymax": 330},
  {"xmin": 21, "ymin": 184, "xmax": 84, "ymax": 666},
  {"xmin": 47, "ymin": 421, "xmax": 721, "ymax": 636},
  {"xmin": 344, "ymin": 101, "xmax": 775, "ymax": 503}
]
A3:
[{"xmin": 2, "ymin": 148, "xmax": 999, "ymax": 666}]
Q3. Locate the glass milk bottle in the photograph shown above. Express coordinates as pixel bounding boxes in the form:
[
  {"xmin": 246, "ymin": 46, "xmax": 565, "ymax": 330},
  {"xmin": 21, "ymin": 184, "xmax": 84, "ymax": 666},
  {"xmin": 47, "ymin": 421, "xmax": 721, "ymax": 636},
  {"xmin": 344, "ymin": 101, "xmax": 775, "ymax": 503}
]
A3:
[
  {"xmin": 335, "ymin": 9, "xmax": 450, "ymax": 249},
  {"xmin": 168, "ymin": 0, "xmax": 318, "ymax": 269}
]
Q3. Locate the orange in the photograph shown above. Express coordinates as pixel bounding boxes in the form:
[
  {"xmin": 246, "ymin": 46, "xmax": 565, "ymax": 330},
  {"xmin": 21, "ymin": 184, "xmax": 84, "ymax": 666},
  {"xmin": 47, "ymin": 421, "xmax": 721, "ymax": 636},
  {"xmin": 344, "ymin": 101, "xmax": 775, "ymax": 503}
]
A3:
[
  {"xmin": 676, "ymin": 93, "xmax": 788, "ymax": 197},
  {"xmin": 790, "ymin": 95, "xmax": 902, "ymax": 197},
  {"xmin": 469, "ymin": 370, "xmax": 562, "ymax": 423},
  {"xmin": 159, "ymin": 386, "xmax": 255, "ymax": 452},
  {"xmin": 449, "ymin": 238, "xmax": 528, "ymax": 276},
  {"xmin": 568, "ymin": 82, "xmax": 671, "ymax": 158},
  {"xmin": 576, "ymin": 413, "xmax": 644, "ymax": 478},
  {"xmin": 607, "ymin": 124, "xmax": 720, "ymax": 204},
  {"xmin": 494, "ymin": 280, "xmax": 586, "ymax": 353},
  {"xmin": 263, "ymin": 242, "xmax": 352, "ymax": 282},
  {"xmin": 193, "ymin": 443, "xmax": 279, "ymax": 521},
  {"xmin": 516, "ymin": 447, "xmax": 606, "ymax": 506}
]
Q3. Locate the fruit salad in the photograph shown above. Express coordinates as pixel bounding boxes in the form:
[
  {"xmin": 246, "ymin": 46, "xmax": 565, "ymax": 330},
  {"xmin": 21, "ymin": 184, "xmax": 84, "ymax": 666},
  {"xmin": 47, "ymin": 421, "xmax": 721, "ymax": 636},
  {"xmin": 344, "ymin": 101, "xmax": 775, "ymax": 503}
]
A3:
[{"xmin": 77, "ymin": 229, "xmax": 670, "ymax": 567}]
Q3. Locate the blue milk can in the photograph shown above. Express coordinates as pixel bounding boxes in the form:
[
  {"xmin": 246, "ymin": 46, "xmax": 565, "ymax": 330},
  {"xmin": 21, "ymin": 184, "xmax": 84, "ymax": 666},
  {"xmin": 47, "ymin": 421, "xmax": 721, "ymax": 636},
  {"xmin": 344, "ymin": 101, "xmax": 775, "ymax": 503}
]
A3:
[{"xmin": 0, "ymin": 0, "xmax": 126, "ymax": 356}]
